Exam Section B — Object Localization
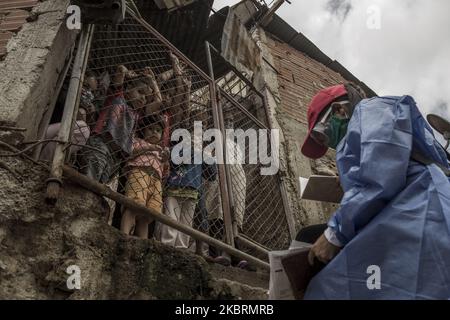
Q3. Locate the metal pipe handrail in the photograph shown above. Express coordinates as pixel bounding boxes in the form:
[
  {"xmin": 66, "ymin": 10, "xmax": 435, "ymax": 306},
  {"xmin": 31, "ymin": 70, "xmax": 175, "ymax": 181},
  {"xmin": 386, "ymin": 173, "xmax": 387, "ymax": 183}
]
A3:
[
  {"xmin": 205, "ymin": 41, "xmax": 235, "ymax": 247},
  {"xmin": 46, "ymin": 24, "xmax": 95, "ymax": 203},
  {"xmin": 62, "ymin": 165, "xmax": 270, "ymax": 270}
]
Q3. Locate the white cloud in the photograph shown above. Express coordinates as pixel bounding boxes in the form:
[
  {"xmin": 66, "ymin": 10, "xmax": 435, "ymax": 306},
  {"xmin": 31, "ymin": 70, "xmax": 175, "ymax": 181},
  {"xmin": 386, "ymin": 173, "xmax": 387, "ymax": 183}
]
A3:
[
  {"xmin": 213, "ymin": 0, "xmax": 450, "ymax": 142},
  {"xmin": 277, "ymin": 0, "xmax": 450, "ymax": 121}
]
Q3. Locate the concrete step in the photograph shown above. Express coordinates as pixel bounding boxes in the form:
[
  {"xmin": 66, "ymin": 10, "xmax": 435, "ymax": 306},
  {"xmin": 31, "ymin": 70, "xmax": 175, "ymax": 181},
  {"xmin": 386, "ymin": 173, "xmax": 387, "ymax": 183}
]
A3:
[
  {"xmin": 207, "ymin": 261, "xmax": 270, "ymax": 300},
  {"xmin": 210, "ymin": 278, "xmax": 269, "ymax": 300}
]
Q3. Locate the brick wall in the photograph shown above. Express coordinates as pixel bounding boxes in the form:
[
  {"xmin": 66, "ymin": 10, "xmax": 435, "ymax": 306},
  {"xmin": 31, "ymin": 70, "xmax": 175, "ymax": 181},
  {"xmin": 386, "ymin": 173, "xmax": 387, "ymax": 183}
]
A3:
[
  {"xmin": 268, "ymin": 35, "xmax": 346, "ymax": 125},
  {"xmin": 263, "ymin": 33, "xmax": 344, "ymax": 226},
  {"xmin": 0, "ymin": 0, "xmax": 39, "ymax": 58}
]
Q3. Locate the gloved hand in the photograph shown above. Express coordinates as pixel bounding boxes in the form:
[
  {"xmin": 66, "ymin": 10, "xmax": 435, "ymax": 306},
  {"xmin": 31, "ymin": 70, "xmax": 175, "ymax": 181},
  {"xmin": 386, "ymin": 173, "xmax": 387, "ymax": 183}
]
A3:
[{"xmin": 308, "ymin": 233, "xmax": 341, "ymax": 265}]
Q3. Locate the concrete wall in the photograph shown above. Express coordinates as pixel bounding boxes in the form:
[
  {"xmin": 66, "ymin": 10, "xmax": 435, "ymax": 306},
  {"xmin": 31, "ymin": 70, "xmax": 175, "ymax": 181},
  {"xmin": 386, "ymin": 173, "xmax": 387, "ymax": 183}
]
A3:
[
  {"xmin": 253, "ymin": 28, "xmax": 342, "ymax": 229},
  {"xmin": 0, "ymin": 0, "xmax": 77, "ymax": 144},
  {"xmin": 0, "ymin": 156, "xmax": 268, "ymax": 299}
]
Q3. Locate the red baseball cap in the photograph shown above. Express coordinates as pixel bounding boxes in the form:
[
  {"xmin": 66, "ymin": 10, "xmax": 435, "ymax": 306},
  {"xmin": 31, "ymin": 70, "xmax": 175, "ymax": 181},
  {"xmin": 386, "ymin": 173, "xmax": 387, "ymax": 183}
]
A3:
[{"xmin": 301, "ymin": 84, "xmax": 348, "ymax": 159}]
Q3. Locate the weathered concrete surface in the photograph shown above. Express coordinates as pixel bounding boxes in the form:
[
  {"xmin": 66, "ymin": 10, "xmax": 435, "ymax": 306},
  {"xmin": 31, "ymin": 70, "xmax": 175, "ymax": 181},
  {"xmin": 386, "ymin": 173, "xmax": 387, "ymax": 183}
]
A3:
[
  {"xmin": 0, "ymin": 156, "xmax": 268, "ymax": 300},
  {"xmin": 252, "ymin": 27, "xmax": 304, "ymax": 236},
  {"xmin": 0, "ymin": 0, "xmax": 76, "ymax": 144}
]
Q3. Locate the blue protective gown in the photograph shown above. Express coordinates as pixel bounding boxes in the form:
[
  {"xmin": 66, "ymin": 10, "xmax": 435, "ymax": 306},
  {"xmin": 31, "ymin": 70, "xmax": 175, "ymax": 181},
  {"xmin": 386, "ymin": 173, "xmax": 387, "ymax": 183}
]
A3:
[{"xmin": 304, "ymin": 96, "xmax": 450, "ymax": 300}]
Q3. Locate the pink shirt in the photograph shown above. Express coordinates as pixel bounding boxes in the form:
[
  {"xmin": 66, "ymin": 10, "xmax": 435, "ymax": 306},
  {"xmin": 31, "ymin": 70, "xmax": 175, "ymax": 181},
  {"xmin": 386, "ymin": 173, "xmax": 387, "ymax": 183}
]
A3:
[
  {"xmin": 93, "ymin": 87, "xmax": 139, "ymax": 155},
  {"xmin": 126, "ymin": 137, "xmax": 164, "ymax": 179}
]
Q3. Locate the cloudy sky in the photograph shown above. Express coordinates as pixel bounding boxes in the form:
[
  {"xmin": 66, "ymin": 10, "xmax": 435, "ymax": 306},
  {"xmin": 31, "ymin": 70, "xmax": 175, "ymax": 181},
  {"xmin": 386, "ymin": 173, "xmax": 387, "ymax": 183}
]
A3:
[{"xmin": 213, "ymin": 0, "xmax": 450, "ymax": 137}]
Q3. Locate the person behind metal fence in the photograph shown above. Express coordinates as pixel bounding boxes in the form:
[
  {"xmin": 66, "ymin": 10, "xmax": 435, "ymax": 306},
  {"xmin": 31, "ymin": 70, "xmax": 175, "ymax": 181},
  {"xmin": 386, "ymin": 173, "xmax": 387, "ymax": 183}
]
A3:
[
  {"xmin": 41, "ymin": 71, "xmax": 97, "ymax": 163},
  {"xmin": 299, "ymin": 83, "xmax": 450, "ymax": 299},
  {"xmin": 77, "ymin": 70, "xmax": 119, "ymax": 224},
  {"xmin": 39, "ymin": 107, "xmax": 90, "ymax": 162},
  {"xmin": 120, "ymin": 115, "xmax": 169, "ymax": 239},
  {"xmin": 192, "ymin": 120, "xmax": 216, "ymax": 256},
  {"xmin": 80, "ymin": 71, "xmax": 100, "ymax": 128},
  {"xmin": 216, "ymin": 114, "xmax": 248, "ymax": 232},
  {"xmin": 158, "ymin": 52, "xmax": 192, "ymax": 147},
  {"xmin": 157, "ymin": 109, "xmax": 203, "ymax": 249},
  {"xmin": 195, "ymin": 158, "xmax": 218, "ymax": 257},
  {"xmin": 205, "ymin": 113, "xmax": 249, "ymax": 268},
  {"xmin": 79, "ymin": 64, "xmax": 162, "ymax": 184},
  {"xmin": 79, "ymin": 65, "xmax": 137, "ymax": 183}
]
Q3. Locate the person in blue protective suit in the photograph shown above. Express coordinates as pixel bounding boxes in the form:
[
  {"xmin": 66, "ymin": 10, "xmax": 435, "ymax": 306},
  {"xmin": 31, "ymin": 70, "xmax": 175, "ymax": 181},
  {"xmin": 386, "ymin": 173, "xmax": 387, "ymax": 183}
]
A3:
[{"xmin": 300, "ymin": 83, "xmax": 450, "ymax": 300}]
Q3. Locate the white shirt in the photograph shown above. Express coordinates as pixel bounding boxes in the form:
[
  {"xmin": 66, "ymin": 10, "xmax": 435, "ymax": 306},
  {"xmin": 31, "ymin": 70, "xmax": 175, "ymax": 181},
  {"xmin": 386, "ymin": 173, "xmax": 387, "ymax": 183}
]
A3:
[{"xmin": 324, "ymin": 226, "xmax": 343, "ymax": 247}]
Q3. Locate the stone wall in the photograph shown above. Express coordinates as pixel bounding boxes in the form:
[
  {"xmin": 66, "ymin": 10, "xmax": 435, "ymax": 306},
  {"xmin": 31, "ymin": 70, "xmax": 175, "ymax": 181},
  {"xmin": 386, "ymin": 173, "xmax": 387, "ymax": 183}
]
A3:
[{"xmin": 0, "ymin": 156, "xmax": 268, "ymax": 299}]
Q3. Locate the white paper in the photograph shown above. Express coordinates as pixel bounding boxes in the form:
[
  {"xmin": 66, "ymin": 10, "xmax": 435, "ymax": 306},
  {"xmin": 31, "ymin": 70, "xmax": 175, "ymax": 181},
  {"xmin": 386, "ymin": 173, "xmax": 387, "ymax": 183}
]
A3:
[{"xmin": 299, "ymin": 177, "xmax": 309, "ymax": 198}]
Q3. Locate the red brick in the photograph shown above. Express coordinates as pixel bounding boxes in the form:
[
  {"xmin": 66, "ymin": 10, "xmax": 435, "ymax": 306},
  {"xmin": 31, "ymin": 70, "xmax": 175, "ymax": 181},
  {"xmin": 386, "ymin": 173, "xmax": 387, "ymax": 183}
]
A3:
[
  {"xmin": 3, "ymin": 15, "xmax": 27, "ymax": 24},
  {"xmin": 0, "ymin": 20, "xmax": 25, "ymax": 32},
  {"xmin": 0, "ymin": 31, "xmax": 13, "ymax": 41},
  {"xmin": 0, "ymin": 0, "xmax": 38, "ymax": 12},
  {"xmin": 0, "ymin": 46, "xmax": 6, "ymax": 58},
  {"xmin": 5, "ymin": 9, "xmax": 30, "ymax": 19}
]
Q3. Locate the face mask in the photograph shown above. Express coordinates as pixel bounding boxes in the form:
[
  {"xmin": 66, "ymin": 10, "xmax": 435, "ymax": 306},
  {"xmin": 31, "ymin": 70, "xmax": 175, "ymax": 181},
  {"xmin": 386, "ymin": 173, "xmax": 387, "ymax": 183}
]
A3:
[{"xmin": 325, "ymin": 115, "xmax": 349, "ymax": 149}]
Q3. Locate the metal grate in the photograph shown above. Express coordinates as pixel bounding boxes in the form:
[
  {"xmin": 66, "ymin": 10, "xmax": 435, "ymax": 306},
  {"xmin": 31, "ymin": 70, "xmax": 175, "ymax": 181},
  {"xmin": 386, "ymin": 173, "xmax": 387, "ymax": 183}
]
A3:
[
  {"xmin": 219, "ymin": 90, "xmax": 290, "ymax": 252},
  {"xmin": 209, "ymin": 42, "xmax": 291, "ymax": 251},
  {"xmin": 68, "ymin": 16, "xmax": 226, "ymax": 247},
  {"xmin": 59, "ymin": 13, "xmax": 290, "ymax": 262}
]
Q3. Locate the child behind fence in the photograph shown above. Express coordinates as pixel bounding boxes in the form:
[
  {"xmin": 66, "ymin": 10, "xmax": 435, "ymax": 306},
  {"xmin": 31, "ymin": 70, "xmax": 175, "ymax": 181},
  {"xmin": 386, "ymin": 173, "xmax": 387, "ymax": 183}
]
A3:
[
  {"xmin": 157, "ymin": 108, "xmax": 204, "ymax": 249},
  {"xmin": 80, "ymin": 65, "xmax": 162, "ymax": 183},
  {"xmin": 121, "ymin": 115, "xmax": 169, "ymax": 239},
  {"xmin": 80, "ymin": 65, "xmax": 138, "ymax": 184}
]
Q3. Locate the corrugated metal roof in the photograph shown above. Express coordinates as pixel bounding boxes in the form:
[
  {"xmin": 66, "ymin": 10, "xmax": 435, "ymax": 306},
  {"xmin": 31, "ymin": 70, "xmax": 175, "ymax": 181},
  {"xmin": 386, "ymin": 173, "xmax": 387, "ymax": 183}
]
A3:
[{"xmin": 0, "ymin": 0, "xmax": 38, "ymax": 59}]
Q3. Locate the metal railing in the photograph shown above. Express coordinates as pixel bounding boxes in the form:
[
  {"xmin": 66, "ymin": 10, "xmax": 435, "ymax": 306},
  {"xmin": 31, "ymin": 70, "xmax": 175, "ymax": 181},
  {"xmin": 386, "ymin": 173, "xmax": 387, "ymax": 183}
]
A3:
[{"xmin": 206, "ymin": 42, "xmax": 292, "ymax": 253}]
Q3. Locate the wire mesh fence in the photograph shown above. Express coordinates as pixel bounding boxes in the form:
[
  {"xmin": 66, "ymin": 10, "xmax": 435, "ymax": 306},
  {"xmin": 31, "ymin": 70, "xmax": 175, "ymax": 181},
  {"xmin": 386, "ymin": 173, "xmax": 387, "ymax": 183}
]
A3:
[
  {"xmin": 219, "ymin": 90, "xmax": 290, "ymax": 253},
  {"xmin": 52, "ymin": 13, "xmax": 290, "ymax": 262},
  {"xmin": 68, "ymin": 16, "xmax": 227, "ymax": 247},
  {"xmin": 210, "ymin": 46, "xmax": 291, "ymax": 251}
]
